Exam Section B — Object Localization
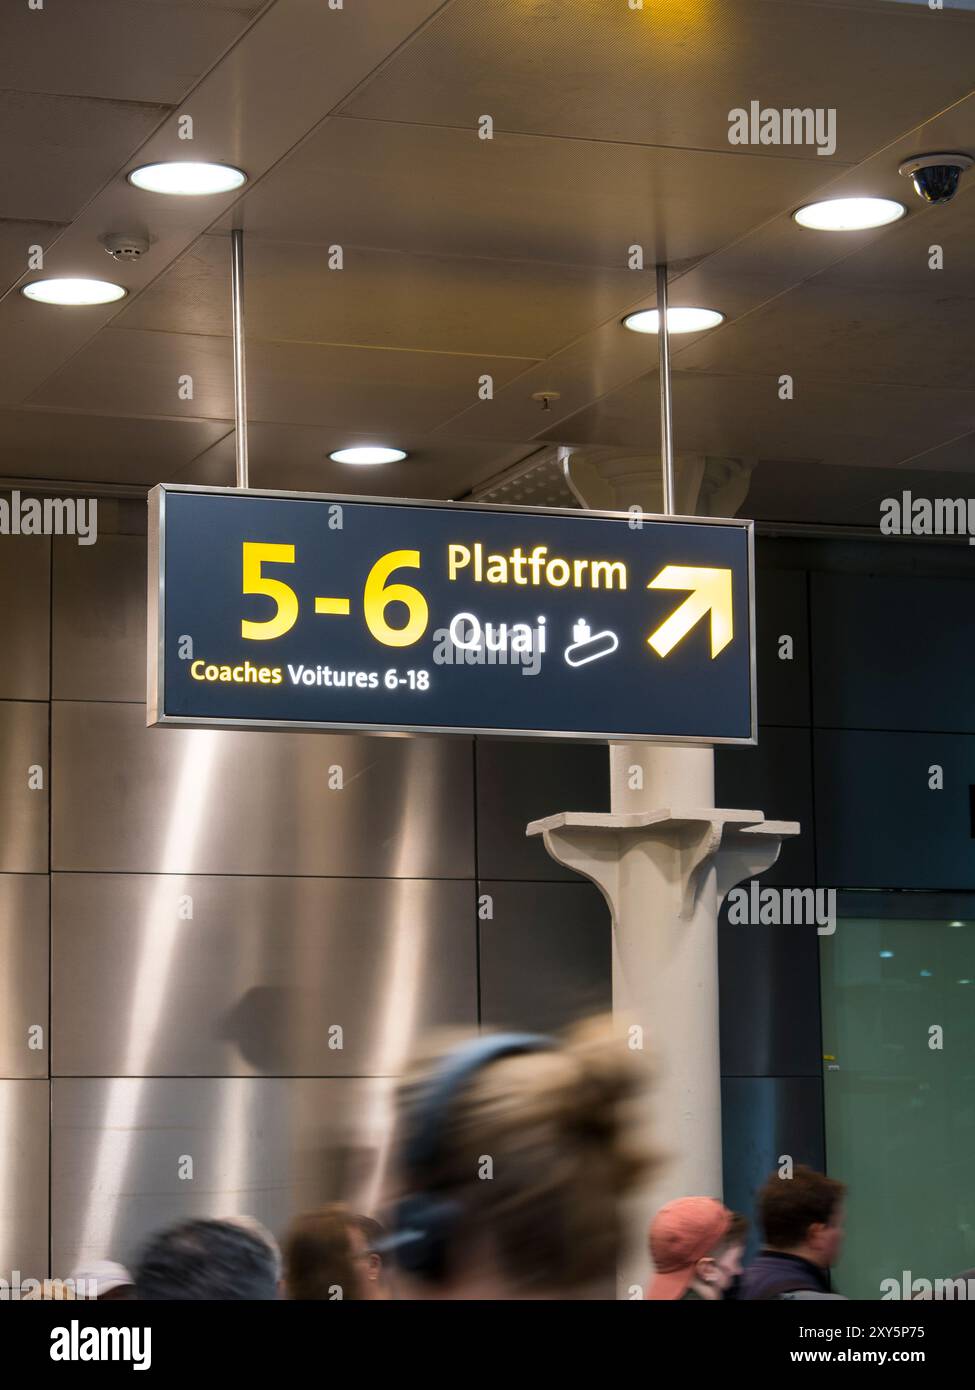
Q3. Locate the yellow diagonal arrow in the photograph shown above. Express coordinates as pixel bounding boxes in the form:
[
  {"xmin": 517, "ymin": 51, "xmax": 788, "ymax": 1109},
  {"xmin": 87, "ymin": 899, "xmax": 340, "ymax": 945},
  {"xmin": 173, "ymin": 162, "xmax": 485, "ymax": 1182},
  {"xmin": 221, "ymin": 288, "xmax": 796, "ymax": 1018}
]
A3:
[{"xmin": 647, "ymin": 566, "xmax": 734, "ymax": 658}]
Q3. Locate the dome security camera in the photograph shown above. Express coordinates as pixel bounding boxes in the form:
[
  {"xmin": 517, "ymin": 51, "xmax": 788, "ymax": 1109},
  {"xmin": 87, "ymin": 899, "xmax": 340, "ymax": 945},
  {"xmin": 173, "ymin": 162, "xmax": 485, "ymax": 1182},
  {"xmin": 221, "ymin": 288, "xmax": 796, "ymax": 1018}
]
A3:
[{"xmin": 898, "ymin": 153, "xmax": 973, "ymax": 206}]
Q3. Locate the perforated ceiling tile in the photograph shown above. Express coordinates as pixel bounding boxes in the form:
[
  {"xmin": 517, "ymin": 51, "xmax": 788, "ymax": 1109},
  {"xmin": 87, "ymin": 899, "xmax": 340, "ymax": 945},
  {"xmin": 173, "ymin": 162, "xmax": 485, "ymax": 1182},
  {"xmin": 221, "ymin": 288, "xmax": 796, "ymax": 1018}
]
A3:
[
  {"xmin": 27, "ymin": 330, "xmax": 537, "ymax": 434},
  {"xmin": 0, "ymin": 218, "xmax": 66, "ymax": 298},
  {"xmin": 0, "ymin": 409, "xmax": 229, "ymax": 486},
  {"xmin": 556, "ymin": 370, "xmax": 975, "ymax": 471},
  {"xmin": 117, "ymin": 233, "xmax": 639, "ymax": 359},
  {"xmin": 0, "ymin": 91, "xmax": 167, "ymax": 223},
  {"xmin": 339, "ymin": 0, "xmax": 975, "ymax": 161},
  {"xmin": 215, "ymin": 117, "xmax": 847, "ymax": 268},
  {"xmin": 0, "ymin": 0, "xmax": 267, "ymax": 104},
  {"xmin": 175, "ymin": 422, "xmax": 537, "ymax": 499}
]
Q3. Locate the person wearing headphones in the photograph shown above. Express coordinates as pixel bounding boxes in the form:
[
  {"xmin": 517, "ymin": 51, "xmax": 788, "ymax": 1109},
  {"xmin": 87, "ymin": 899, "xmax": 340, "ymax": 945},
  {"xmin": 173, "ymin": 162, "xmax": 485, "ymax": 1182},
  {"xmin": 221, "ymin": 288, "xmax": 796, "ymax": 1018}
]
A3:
[{"xmin": 380, "ymin": 1016, "xmax": 652, "ymax": 1300}]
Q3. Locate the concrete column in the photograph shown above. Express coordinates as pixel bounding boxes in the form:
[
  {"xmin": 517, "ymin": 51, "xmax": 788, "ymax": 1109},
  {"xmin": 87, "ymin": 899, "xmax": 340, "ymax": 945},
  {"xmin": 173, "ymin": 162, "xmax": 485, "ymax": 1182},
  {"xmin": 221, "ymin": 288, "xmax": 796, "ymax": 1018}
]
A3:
[{"xmin": 528, "ymin": 754, "xmax": 798, "ymax": 1293}]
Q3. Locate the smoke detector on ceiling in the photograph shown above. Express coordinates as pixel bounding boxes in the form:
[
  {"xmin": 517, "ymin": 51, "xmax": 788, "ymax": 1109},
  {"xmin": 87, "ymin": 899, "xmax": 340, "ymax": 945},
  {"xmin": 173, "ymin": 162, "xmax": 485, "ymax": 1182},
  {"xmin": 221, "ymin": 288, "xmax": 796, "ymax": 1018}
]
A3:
[{"xmin": 100, "ymin": 232, "xmax": 151, "ymax": 262}]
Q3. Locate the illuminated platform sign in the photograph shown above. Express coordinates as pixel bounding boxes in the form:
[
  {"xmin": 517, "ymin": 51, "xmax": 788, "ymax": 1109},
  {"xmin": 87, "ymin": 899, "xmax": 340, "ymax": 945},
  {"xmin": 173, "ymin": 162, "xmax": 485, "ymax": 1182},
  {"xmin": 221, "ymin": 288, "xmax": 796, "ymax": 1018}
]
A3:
[{"xmin": 148, "ymin": 485, "xmax": 756, "ymax": 744}]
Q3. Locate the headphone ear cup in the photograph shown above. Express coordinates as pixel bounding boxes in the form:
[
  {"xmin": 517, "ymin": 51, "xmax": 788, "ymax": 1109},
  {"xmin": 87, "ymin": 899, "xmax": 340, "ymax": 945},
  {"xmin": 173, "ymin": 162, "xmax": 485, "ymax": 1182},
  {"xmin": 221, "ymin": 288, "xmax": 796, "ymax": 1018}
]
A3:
[{"xmin": 389, "ymin": 1193, "xmax": 460, "ymax": 1283}]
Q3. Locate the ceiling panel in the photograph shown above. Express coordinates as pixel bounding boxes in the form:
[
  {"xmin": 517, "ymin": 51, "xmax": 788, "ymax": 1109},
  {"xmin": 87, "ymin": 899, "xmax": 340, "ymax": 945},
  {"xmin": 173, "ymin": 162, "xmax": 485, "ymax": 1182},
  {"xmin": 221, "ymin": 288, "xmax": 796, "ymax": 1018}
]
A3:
[
  {"xmin": 340, "ymin": 0, "xmax": 975, "ymax": 161},
  {"xmin": 814, "ymin": 188, "xmax": 975, "ymax": 292},
  {"xmin": 0, "ymin": 409, "xmax": 228, "ymax": 485},
  {"xmin": 676, "ymin": 280, "xmax": 975, "ymax": 390},
  {"xmin": 174, "ymin": 421, "xmax": 538, "ymax": 497},
  {"xmin": 117, "ymin": 233, "xmax": 645, "ymax": 357},
  {"xmin": 28, "ymin": 328, "xmax": 537, "ymax": 432},
  {"xmin": 217, "ymin": 117, "xmax": 849, "ymax": 267},
  {"xmin": 0, "ymin": 219, "xmax": 66, "ymax": 298},
  {"xmin": 0, "ymin": 0, "xmax": 455, "ymax": 407},
  {"xmin": 436, "ymin": 264, "xmax": 829, "ymax": 440},
  {"xmin": 554, "ymin": 369, "xmax": 975, "ymax": 469},
  {"xmin": 0, "ymin": 0, "xmax": 266, "ymax": 103},
  {"xmin": 0, "ymin": 91, "xmax": 167, "ymax": 223}
]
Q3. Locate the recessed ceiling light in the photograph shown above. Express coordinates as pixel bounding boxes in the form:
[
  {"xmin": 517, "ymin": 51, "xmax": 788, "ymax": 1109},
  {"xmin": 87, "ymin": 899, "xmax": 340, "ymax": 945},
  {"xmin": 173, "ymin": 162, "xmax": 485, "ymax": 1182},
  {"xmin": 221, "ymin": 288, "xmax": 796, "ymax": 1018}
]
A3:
[
  {"xmin": 128, "ymin": 162, "xmax": 247, "ymax": 196},
  {"xmin": 21, "ymin": 278, "xmax": 126, "ymax": 306},
  {"xmin": 329, "ymin": 446, "xmax": 408, "ymax": 465},
  {"xmin": 793, "ymin": 197, "xmax": 905, "ymax": 231},
  {"xmin": 622, "ymin": 307, "xmax": 724, "ymax": 334}
]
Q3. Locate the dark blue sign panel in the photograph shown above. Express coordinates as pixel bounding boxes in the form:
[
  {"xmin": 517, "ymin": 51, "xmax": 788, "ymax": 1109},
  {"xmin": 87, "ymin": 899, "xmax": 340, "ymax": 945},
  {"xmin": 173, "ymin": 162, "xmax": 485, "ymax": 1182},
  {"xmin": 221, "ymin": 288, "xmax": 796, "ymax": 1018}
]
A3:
[{"xmin": 148, "ymin": 485, "xmax": 756, "ymax": 743}]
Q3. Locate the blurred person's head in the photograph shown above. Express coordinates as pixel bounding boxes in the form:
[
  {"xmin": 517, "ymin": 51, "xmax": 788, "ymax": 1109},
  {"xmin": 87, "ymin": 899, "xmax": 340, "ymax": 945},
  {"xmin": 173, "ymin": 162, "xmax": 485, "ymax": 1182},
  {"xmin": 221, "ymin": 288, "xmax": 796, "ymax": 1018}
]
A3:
[
  {"xmin": 221, "ymin": 1215, "xmax": 283, "ymax": 1292},
  {"xmin": 71, "ymin": 1260, "xmax": 135, "ymax": 1301},
  {"xmin": 284, "ymin": 1204, "xmax": 369, "ymax": 1301},
  {"xmin": 646, "ymin": 1199, "xmax": 746, "ymax": 1300},
  {"xmin": 385, "ymin": 1018, "xmax": 652, "ymax": 1300},
  {"xmin": 757, "ymin": 1166, "xmax": 846, "ymax": 1269},
  {"xmin": 351, "ymin": 1215, "xmax": 390, "ymax": 1300},
  {"xmin": 134, "ymin": 1218, "xmax": 280, "ymax": 1300}
]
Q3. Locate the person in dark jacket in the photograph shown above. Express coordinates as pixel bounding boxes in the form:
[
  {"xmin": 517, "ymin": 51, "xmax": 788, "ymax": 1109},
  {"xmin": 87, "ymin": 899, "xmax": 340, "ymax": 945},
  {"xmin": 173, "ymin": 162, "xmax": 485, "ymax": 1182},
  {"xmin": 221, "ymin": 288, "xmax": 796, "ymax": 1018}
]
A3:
[{"xmin": 739, "ymin": 1166, "xmax": 847, "ymax": 1301}]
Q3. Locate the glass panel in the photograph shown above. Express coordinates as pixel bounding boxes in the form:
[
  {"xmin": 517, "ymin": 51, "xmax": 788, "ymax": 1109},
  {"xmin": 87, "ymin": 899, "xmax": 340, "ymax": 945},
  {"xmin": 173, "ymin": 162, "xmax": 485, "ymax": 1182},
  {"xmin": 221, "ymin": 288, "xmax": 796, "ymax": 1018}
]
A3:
[{"xmin": 821, "ymin": 909, "xmax": 975, "ymax": 1299}]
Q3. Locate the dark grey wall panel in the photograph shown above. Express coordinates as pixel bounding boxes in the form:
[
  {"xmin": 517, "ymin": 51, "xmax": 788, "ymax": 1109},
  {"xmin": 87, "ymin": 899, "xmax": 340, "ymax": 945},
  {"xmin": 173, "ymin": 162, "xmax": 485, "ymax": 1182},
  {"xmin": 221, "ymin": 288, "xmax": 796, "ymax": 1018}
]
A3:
[
  {"xmin": 0, "ymin": 1080, "xmax": 49, "ymax": 1280},
  {"xmin": 479, "ymin": 880, "xmax": 611, "ymax": 1033},
  {"xmin": 0, "ymin": 874, "xmax": 49, "ymax": 1079},
  {"xmin": 52, "ymin": 1077, "xmax": 393, "ymax": 1274},
  {"xmin": 721, "ymin": 1076, "xmax": 826, "ymax": 1251},
  {"xmin": 0, "ymin": 700, "xmax": 49, "ymax": 873},
  {"xmin": 53, "ymin": 534, "xmax": 146, "ymax": 702},
  {"xmin": 718, "ymin": 910, "xmax": 822, "ymax": 1078},
  {"xmin": 815, "ymin": 729, "xmax": 975, "ymax": 889},
  {"xmin": 812, "ymin": 572, "xmax": 975, "ymax": 733},
  {"xmin": 715, "ymin": 726, "xmax": 814, "ymax": 886},
  {"xmin": 475, "ymin": 739, "xmax": 609, "ymax": 881},
  {"xmin": 0, "ymin": 534, "xmax": 50, "ymax": 701},
  {"xmin": 52, "ymin": 701, "xmax": 474, "ymax": 877},
  {"xmin": 755, "ymin": 568, "xmax": 810, "ymax": 727},
  {"xmin": 53, "ymin": 874, "xmax": 476, "ymax": 1076}
]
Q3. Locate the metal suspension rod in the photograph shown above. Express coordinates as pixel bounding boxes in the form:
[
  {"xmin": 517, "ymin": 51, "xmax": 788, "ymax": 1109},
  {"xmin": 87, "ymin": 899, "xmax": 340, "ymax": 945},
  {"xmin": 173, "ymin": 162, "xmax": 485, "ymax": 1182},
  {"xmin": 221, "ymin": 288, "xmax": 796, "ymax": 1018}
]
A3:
[
  {"xmin": 656, "ymin": 263, "xmax": 675, "ymax": 515},
  {"xmin": 231, "ymin": 228, "xmax": 249, "ymax": 489}
]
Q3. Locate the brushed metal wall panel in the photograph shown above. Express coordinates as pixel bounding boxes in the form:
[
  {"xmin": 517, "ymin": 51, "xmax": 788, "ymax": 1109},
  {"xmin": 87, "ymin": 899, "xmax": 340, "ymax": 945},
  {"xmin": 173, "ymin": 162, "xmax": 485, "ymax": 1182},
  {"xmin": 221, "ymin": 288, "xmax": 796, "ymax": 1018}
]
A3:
[
  {"xmin": 52, "ymin": 1077, "xmax": 395, "ymax": 1274},
  {"xmin": 53, "ymin": 874, "xmax": 476, "ymax": 1076},
  {"xmin": 0, "ymin": 700, "xmax": 49, "ymax": 873},
  {"xmin": 52, "ymin": 534, "xmax": 146, "ymax": 703},
  {"xmin": 475, "ymin": 739, "xmax": 609, "ymax": 881},
  {"xmin": 0, "ymin": 1080, "xmax": 49, "ymax": 1281},
  {"xmin": 0, "ymin": 874, "xmax": 49, "ymax": 1080},
  {"xmin": 479, "ymin": 881, "xmax": 611, "ymax": 1034},
  {"xmin": 0, "ymin": 533, "xmax": 50, "ymax": 700},
  {"xmin": 52, "ymin": 701, "xmax": 474, "ymax": 877}
]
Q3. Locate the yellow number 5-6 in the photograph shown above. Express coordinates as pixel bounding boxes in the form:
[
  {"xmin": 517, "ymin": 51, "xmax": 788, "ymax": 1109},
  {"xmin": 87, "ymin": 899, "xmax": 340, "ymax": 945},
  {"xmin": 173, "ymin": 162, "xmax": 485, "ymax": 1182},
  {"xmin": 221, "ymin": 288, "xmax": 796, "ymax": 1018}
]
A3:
[{"xmin": 241, "ymin": 542, "xmax": 299, "ymax": 640}]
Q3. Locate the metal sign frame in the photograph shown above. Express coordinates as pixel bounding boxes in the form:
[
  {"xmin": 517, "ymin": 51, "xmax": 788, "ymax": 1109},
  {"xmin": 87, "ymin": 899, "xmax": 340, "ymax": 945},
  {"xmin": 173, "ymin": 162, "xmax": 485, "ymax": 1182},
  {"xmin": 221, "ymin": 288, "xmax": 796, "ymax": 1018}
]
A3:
[{"xmin": 148, "ymin": 482, "xmax": 758, "ymax": 745}]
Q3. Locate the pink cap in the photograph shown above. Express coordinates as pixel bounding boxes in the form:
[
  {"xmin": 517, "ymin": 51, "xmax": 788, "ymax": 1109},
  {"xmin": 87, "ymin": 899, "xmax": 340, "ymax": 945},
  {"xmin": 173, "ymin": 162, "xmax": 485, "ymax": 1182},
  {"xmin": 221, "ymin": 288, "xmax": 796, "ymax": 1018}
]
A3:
[{"xmin": 646, "ymin": 1197, "xmax": 733, "ymax": 1300}]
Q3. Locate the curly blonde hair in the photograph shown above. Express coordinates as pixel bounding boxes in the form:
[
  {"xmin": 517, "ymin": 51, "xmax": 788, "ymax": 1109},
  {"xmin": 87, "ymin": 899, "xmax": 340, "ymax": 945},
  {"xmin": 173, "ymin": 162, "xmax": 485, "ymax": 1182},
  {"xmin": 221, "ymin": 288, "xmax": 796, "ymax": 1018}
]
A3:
[{"xmin": 395, "ymin": 1016, "xmax": 654, "ymax": 1294}]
